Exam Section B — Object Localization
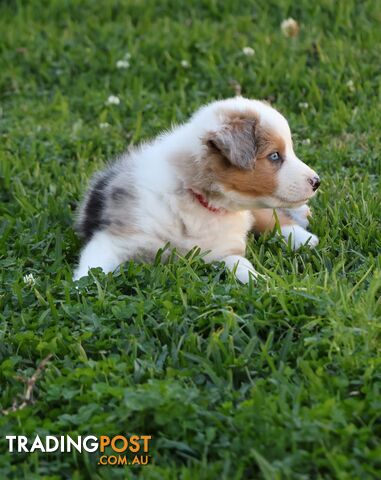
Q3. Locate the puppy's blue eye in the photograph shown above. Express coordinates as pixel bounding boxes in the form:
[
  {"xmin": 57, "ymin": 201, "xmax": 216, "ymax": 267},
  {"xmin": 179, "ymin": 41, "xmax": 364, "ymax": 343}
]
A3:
[{"xmin": 268, "ymin": 152, "xmax": 281, "ymax": 162}]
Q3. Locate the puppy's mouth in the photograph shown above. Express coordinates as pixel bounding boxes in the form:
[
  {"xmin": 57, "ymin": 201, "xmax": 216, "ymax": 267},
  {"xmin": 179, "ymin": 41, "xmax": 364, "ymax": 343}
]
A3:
[
  {"xmin": 276, "ymin": 197, "xmax": 310, "ymax": 207},
  {"xmin": 219, "ymin": 189, "xmax": 314, "ymax": 211},
  {"xmin": 272, "ymin": 193, "xmax": 316, "ymax": 208}
]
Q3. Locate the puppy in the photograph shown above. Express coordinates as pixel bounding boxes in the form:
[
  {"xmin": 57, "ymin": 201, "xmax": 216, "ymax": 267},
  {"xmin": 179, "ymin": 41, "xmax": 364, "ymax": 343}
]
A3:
[{"xmin": 74, "ymin": 97, "xmax": 320, "ymax": 283}]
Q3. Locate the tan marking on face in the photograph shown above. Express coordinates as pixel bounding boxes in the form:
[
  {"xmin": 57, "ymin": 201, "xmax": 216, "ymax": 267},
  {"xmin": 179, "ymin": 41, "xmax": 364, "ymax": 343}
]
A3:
[{"xmin": 208, "ymin": 124, "xmax": 286, "ymax": 198}]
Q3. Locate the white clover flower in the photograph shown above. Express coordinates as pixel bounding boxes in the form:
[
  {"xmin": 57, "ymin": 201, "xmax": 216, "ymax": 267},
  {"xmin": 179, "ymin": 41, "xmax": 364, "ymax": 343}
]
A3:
[
  {"xmin": 346, "ymin": 80, "xmax": 355, "ymax": 92},
  {"xmin": 302, "ymin": 138, "xmax": 311, "ymax": 146},
  {"xmin": 116, "ymin": 60, "xmax": 130, "ymax": 69},
  {"xmin": 180, "ymin": 60, "xmax": 190, "ymax": 68},
  {"xmin": 99, "ymin": 122, "xmax": 111, "ymax": 129},
  {"xmin": 23, "ymin": 273, "xmax": 36, "ymax": 286},
  {"xmin": 281, "ymin": 18, "xmax": 300, "ymax": 37},
  {"xmin": 298, "ymin": 102, "xmax": 309, "ymax": 109},
  {"xmin": 106, "ymin": 95, "xmax": 120, "ymax": 105},
  {"xmin": 242, "ymin": 47, "xmax": 255, "ymax": 56}
]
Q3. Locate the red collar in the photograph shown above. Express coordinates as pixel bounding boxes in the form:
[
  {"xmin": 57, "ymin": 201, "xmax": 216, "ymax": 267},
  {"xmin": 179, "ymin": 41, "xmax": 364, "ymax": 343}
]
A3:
[{"xmin": 189, "ymin": 189, "xmax": 223, "ymax": 213}]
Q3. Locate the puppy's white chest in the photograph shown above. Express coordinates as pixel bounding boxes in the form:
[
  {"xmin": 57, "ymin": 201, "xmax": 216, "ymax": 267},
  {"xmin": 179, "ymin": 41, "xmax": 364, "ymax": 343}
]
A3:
[{"xmin": 167, "ymin": 205, "xmax": 252, "ymax": 257}]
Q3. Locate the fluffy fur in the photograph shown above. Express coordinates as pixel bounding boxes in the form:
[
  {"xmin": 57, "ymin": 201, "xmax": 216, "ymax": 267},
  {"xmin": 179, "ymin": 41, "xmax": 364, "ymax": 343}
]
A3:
[{"xmin": 74, "ymin": 97, "xmax": 320, "ymax": 282}]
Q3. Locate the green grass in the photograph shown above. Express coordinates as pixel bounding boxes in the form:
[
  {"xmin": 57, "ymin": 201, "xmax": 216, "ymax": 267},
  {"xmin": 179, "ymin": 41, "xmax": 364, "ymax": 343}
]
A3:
[{"xmin": 1, "ymin": 0, "xmax": 380, "ymax": 478}]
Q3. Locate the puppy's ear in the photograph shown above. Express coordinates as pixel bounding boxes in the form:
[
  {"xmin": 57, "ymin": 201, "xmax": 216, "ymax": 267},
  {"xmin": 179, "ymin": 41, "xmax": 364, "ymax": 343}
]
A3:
[{"xmin": 207, "ymin": 118, "xmax": 257, "ymax": 169}]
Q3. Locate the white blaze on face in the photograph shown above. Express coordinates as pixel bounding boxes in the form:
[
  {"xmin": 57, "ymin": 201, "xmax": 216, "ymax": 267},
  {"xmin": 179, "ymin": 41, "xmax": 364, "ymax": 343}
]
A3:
[
  {"xmin": 275, "ymin": 154, "xmax": 318, "ymax": 204},
  {"xmin": 257, "ymin": 101, "xmax": 319, "ymax": 206}
]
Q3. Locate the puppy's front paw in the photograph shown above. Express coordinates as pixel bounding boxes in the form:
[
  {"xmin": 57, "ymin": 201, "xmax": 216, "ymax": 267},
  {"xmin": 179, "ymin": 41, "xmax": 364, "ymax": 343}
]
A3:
[
  {"xmin": 235, "ymin": 263, "xmax": 258, "ymax": 284},
  {"xmin": 284, "ymin": 204, "xmax": 311, "ymax": 229},
  {"xmin": 223, "ymin": 255, "xmax": 258, "ymax": 284},
  {"xmin": 281, "ymin": 225, "xmax": 319, "ymax": 250}
]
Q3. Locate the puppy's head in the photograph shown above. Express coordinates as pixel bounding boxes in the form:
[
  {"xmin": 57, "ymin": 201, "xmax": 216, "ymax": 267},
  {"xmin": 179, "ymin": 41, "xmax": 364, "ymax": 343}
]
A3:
[{"xmin": 199, "ymin": 97, "xmax": 320, "ymax": 210}]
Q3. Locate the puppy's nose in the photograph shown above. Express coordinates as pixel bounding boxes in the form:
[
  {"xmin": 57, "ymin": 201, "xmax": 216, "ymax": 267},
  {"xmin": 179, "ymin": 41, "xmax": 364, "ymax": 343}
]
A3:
[{"xmin": 308, "ymin": 175, "xmax": 321, "ymax": 191}]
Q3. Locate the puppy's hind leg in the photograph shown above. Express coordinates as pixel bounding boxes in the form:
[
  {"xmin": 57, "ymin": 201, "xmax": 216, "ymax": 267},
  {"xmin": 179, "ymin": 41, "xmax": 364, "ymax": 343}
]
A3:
[
  {"xmin": 251, "ymin": 206, "xmax": 319, "ymax": 250},
  {"xmin": 74, "ymin": 231, "xmax": 124, "ymax": 280},
  {"xmin": 251, "ymin": 208, "xmax": 294, "ymax": 234}
]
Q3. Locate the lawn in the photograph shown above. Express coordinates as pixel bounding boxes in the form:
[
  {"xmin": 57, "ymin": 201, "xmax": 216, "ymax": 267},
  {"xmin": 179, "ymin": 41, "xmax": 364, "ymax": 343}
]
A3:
[{"xmin": 0, "ymin": 0, "xmax": 380, "ymax": 478}]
